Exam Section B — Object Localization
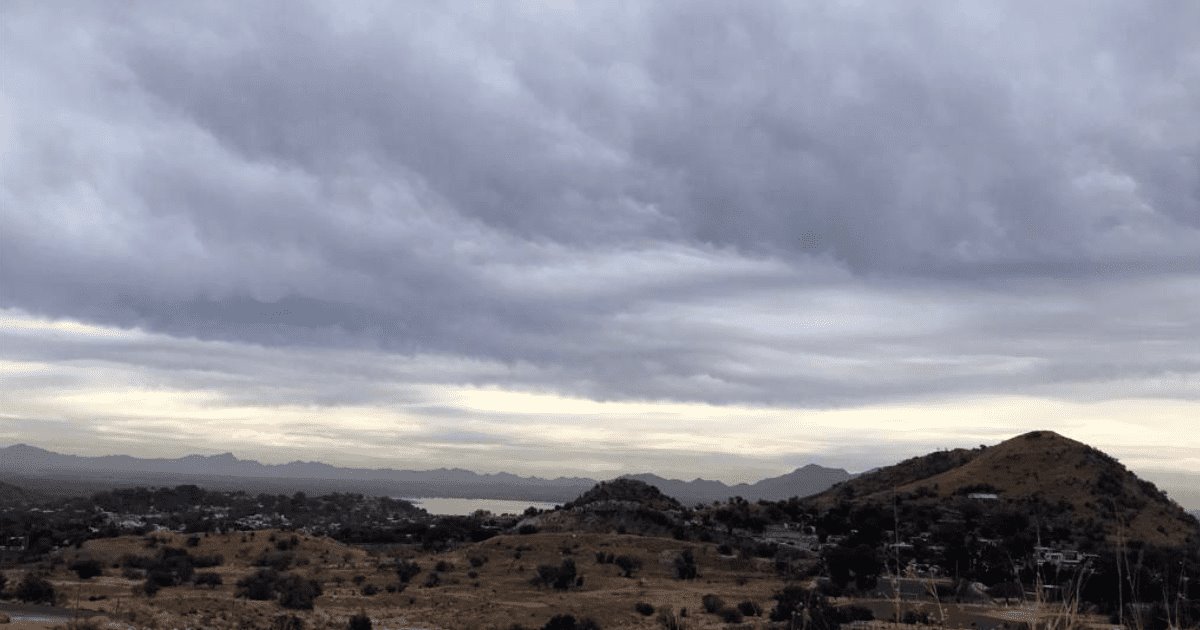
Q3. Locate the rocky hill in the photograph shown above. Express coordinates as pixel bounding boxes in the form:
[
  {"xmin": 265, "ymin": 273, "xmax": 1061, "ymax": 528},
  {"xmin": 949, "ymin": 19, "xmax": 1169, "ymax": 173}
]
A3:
[
  {"xmin": 808, "ymin": 430, "xmax": 1199, "ymax": 549},
  {"xmin": 564, "ymin": 478, "xmax": 683, "ymax": 512},
  {"xmin": 533, "ymin": 479, "xmax": 687, "ymax": 536}
]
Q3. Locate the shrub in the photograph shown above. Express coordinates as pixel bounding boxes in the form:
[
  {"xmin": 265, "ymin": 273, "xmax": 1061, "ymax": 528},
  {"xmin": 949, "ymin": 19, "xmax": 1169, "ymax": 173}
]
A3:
[
  {"xmin": 0, "ymin": 572, "xmax": 7, "ymax": 595},
  {"xmin": 15, "ymin": 573, "xmax": 55, "ymax": 604},
  {"xmin": 236, "ymin": 569, "xmax": 281, "ymax": 601},
  {"xmin": 518, "ymin": 524, "xmax": 539, "ymax": 535},
  {"xmin": 422, "ymin": 572, "xmax": 441, "ymax": 588},
  {"xmin": 435, "ymin": 560, "xmax": 453, "ymax": 573},
  {"xmin": 718, "ymin": 607, "xmax": 743, "ymax": 623},
  {"xmin": 736, "ymin": 600, "xmax": 762, "ymax": 617},
  {"xmin": 360, "ymin": 583, "xmax": 380, "ymax": 596},
  {"xmin": 194, "ymin": 572, "xmax": 223, "ymax": 588},
  {"xmin": 192, "ymin": 554, "xmax": 224, "ymax": 568},
  {"xmin": 395, "ymin": 559, "xmax": 421, "ymax": 583},
  {"xmin": 271, "ymin": 614, "xmax": 305, "ymax": 630},
  {"xmin": 635, "ymin": 602, "xmax": 655, "ymax": 616},
  {"xmin": 257, "ymin": 550, "xmax": 296, "ymax": 571},
  {"xmin": 656, "ymin": 608, "xmax": 686, "ymax": 630},
  {"xmin": 276, "ymin": 573, "xmax": 323, "ymax": 610},
  {"xmin": 70, "ymin": 559, "xmax": 104, "ymax": 580},
  {"xmin": 701, "ymin": 594, "xmax": 724, "ymax": 614},
  {"xmin": 531, "ymin": 559, "xmax": 577, "ymax": 590},
  {"xmin": 613, "ymin": 555, "xmax": 641, "ymax": 578},
  {"xmin": 468, "ymin": 555, "xmax": 488, "ymax": 568},
  {"xmin": 541, "ymin": 614, "xmax": 600, "ymax": 630},
  {"xmin": 673, "ymin": 549, "xmax": 698, "ymax": 580},
  {"xmin": 347, "ymin": 614, "xmax": 372, "ymax": 630},
  {"xmin": 140, "ymin": 578, "xmax": 160, "ymax": 598}
]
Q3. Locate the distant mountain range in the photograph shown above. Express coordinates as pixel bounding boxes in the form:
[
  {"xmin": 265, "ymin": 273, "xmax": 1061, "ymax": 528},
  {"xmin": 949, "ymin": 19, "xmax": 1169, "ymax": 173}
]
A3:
[{"xmin": 0, "ymin": 443, "xmax": 851, "ymax": 505}]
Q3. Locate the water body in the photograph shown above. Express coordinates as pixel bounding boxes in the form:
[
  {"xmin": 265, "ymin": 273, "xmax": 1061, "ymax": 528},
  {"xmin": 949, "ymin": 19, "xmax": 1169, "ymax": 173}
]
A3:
[{"xmin": 404, "ymin": 497, "xmax": 560, "ymax": 516}]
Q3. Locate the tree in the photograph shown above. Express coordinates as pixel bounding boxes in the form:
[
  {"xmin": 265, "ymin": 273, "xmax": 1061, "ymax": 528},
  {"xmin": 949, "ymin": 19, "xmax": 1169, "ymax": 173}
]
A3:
[
  {"xmin": 825, "ymin": 544, "xmax": 880, "ymax": 591},
  {"xmin": 15, "ymin": 573, "xmax": 56, "ymax": 604},
  {"xmin": 236, "ymin": 568, "xmax": 280, "ymax": 601},
  {"xmin": 276, "ymin": 573, "xmax": 323, "ymax": 610},
  {"xmin": 70, "ymin": 559, "xmax": 104, "ymax": 580}
]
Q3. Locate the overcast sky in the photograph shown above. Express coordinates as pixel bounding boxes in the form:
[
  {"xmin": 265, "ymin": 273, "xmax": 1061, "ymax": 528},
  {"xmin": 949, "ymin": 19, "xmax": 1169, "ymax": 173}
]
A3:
[{"xmin": 2, "ymin": 1, "xmax": 1199, "ymax": 505}]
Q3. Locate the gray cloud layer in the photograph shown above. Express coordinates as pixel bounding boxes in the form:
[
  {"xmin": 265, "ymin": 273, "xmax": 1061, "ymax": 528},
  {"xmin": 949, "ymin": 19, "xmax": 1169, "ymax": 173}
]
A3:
[{"xmin": 2, "ymin": 1, "xmax": 1199, "ymax": 410}]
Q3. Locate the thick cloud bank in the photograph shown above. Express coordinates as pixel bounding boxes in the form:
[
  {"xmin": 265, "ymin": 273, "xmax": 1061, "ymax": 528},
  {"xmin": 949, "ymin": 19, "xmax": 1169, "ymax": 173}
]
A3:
[{"xmin": 2, "ymin": 2, "xmax": 1199, "ymax": 478}]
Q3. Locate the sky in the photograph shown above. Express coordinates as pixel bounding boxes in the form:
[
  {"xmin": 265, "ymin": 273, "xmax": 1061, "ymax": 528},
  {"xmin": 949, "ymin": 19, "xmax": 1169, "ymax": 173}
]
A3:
[{"xmin": 2, "ymin": 2, "xmax": 1199, "ymax": 506}]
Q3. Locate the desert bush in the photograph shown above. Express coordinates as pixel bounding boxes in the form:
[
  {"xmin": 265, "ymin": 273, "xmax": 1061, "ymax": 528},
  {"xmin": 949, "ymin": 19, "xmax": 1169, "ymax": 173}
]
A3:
[
  {"xmin": 422, "ymin": 572, "xmax": 441, "ymax": 588},
  {"xmin": 257, "ymin": 550, "xmax": 296, "ymax": 571},
  {"xmin": 347, "ymin": 613, "xmax": 372, "ymax": 630},
  {"xmin": 736, "ymin": 600, "xmax": 762, "ymax": 617},
  {"xmin": 69, "ymin": 559, "xmax": 103, "ymax": 580},
  {"xmin": 518, "ymin": 524, "xmax": 539, "ymax": 535},
  {"xmin": 0, "ymin": 572, "xmax": 7, "ymax": 596},
  {"xmin": 276, "ymin": 573, "xmax": 323, "ymax": 610},
  {"xmin": 360, "ymin": 583, "xmax": 379, "ymax": 596},
  {"xmin": 656, "ymin": 608, "xmax": 687, "ymax": 630},
  {"xmin": 701, "ymin": 594, "xmax": 724, "ymax": 613},
  {"xmin": 468, "ymin": 554, "xmax": 488, "ymax": 568},
  {"xmin": 718, "ymin": 607, "xmax": 743, "ymax": 623},
  {"xmin": 194, "ymin": 572, "xmax": 223, "ymax": 588},
  {"xmin": 395, "ymin": 559, "xmax": 421, "ymax": 583},
  {"xmin": 191, "ymin": 553, "xmax": 224, "ymax": 568},
  {"xmin": 531, "ymin": 559, "xmax": 577, "ymax": 590},
  {"xmin": 140, "ymin": 578, "xmax": 160, "ymax": 598},
  {"xmin": 634, "ymin": 602, "xmax": 655, "ymax": 616},
  {"xmin": 271, "ymin": 614, "xmax": 305, "ymax": 630},
  {"xmin": 15, "ymin": 573, "xmax": 55, "ymax": 604},
  {"xmin": 673, "ymin": 549, "xmax": 698, "ymax": 580},
  {"xmin": 613, "ymin": 555, "xmax": 641, "ymax": 578},
  {"xmin": 541, "ymin": 614, "xmax": 600, "ymax": 630},
  {"xmin": 186, "ymin": 535, "xmax": 201, "ymax": 548},
  {"xmin": 435, "ymin": 560, "xmax": 453, "ymax": 573},
  {"xmin": 236, "ymin": 568, "xmax": 281, "ymax": 601}
]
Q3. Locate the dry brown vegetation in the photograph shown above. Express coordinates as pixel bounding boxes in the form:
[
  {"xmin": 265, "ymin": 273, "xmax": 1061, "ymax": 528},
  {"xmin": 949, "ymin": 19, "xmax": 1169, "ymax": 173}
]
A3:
[{"xmin": 8, "ymin": 530, "xmax": 793, "ymax": 629}]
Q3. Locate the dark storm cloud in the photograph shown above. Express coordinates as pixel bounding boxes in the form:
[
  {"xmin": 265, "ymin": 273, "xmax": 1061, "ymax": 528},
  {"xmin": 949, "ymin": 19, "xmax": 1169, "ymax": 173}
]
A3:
[{"xmin": 2, "ymin": 1, "xmax": 1199, "ymax": 406}]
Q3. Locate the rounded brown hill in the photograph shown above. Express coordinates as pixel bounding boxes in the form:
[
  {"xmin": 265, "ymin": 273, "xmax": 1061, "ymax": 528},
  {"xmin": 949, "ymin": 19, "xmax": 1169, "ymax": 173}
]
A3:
[
  {"xmin": 564, "ymin": 478, "xmax": 683, "ymax": 512},
  {"xmin": 808, "ymin": 430, "xmax": 1199, "ymax": 548}
]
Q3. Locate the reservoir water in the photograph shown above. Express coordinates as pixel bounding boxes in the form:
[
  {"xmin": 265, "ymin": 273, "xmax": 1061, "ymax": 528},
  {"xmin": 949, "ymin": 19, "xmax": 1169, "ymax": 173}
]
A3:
[{"xmin": 404, "ymin": 497, "xmax": 560, "ymax": 516}]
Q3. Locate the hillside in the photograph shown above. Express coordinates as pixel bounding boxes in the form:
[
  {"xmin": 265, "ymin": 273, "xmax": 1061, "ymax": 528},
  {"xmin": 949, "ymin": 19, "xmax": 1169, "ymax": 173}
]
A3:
[
  {"xmin": 0, "ymin": 480, "xmax": 31, "ymax": 505},
  {"xmin": 808, "ymin": 431, "xmax": 1200, "ymax": 548}
]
